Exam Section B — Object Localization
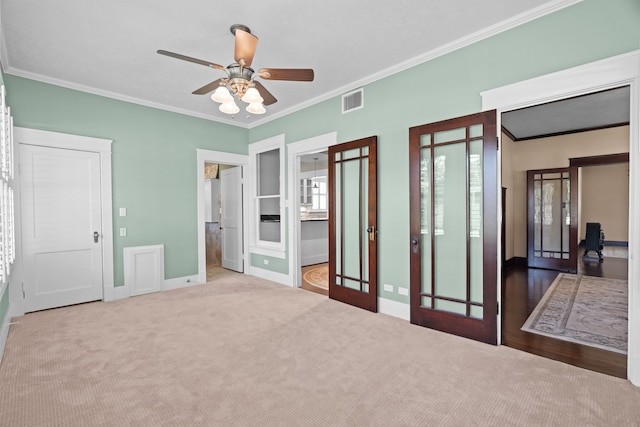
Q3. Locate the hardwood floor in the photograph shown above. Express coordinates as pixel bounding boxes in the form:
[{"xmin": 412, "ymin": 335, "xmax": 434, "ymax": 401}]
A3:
[{"xmin": 502, "ymin": 254, "xmax": 628, "ymax": 378}]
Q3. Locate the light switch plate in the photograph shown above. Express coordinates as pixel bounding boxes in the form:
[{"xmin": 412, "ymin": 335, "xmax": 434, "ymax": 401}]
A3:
[{"xmin": 119, "ymin": 207, "xmax": 127, "ymax": 217}]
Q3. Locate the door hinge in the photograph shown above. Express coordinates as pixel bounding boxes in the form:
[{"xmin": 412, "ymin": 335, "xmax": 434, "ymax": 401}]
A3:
[
  {"xmin": 497, "ymin": 301, "xmax": 500, "ymax": 315},
  {"xmin": 497, "ymin": 136, "xmax": 500, "ymax": 151},
  {"xmin": 22, "ymin": 282, "xmax": 25, "ymax": 299}
]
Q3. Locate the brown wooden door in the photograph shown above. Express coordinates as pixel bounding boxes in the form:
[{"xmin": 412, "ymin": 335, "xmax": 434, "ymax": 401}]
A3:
[
  {"xmin": 409, "ymin": 111, "xmax": 498, "ymax": 344},
  {"xmin": 527, "ymin": 167, "xmax": 578, "ymax": 273},
  {"xmin": 328, "ymin": 136, "xmax": 377, "ymax": 312}
]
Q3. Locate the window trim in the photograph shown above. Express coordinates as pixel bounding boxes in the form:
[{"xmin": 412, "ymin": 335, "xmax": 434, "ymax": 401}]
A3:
[{"xmin": 248, "ymin": 134, "xmax": 286, "ymax": 257}]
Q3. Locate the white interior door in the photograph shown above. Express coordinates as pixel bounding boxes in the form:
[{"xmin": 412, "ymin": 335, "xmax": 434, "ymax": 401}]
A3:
[
  {"xmin": 221, "ymin": 167, "xmax": 243, "ymax": 272},
  {"xmin": 20, "ymin": 144, "xmax": 104, "ymax": 312}
]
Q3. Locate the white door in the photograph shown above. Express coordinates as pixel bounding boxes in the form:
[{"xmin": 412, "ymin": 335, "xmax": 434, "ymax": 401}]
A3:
[
  {"xmin": 220, "ymin": 167, "xmax": 243, "ymax": 272},
  {"xmin": 20, "ymin": 144, "xmax": 103, "ymax": 312}
]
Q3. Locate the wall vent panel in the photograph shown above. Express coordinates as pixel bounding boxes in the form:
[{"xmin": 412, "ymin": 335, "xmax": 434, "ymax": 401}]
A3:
[{"xmin": 342, "ymin": 88, "xmax": 364, "ymax": 113}]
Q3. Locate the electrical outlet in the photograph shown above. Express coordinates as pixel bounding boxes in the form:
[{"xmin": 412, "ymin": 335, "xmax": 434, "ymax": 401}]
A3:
[
  {"xmin": 119, "ymin": 227, "xmax": 127, "ymax": 237},
  {"xmin": 383, "ymin": 284, "xmax": 393, "ymax": 292},
  {"xmin": 398, "ymin": 287, "xmax": 409, "ymax": 296}
]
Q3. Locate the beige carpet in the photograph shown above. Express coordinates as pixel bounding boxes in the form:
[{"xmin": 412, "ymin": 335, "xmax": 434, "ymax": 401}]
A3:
[
  {"xmin": 1, "ymin": 273, "xmax": 640, "ymax": 426},
  {"xmin": 521, "ymin": 273, "xmax": 628, "ymax": 354}
]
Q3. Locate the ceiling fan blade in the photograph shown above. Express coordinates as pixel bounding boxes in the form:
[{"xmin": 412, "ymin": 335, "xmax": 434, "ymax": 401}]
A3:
[
  {"xmin": 192, "ymin": 79, "xmax": 225, "ymax": 95},
  {"xmin": 157, "ymin": 50, "xmax": 225, "ymax": 71},
  {"xmin": 234, "ymin": 29, "xmax": 258, "ymax": 67},
  {"xmin": 258, "ymin": 68, "xmax": 314, "ymax": 82},
  {"xmin": 254, "ymin": 81, "xmax": 277, "ymax": 106}
]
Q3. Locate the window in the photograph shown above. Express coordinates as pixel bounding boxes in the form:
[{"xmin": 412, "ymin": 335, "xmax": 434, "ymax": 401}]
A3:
[
  {"xmin": 249, "ymin": 135, "xmax": 285, "ymax": 257},
  {"xmin": 0, "ymin": 85, "xmax": 15, "ymax": 286}
]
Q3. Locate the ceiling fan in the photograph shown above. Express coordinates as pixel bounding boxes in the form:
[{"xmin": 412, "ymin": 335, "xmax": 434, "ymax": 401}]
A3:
[{"xmin": 157, "ymin": 24, "xmax": 314, "ymax": 115}]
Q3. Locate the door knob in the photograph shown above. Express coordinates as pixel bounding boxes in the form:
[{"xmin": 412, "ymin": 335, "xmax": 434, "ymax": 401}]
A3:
[
  {"xmin": 367, "ymin": 227, "xmax": 376, "ymax": 242},
  {"xmin": 411, "ymin": 235, "xmax": 419, "ymax": 254},
  {"xmin": 93, "ymin": 231, "xmax": 100, "ymax": 243}
]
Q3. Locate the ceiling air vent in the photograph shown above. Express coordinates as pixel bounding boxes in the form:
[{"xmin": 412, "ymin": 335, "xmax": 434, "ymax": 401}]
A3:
[{"xmin": 342, "ymin": 88, "xmax": 364, "ymax": 114}]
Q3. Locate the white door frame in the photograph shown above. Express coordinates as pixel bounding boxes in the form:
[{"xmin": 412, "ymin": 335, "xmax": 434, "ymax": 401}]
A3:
[
  {"xmin": 287, "ymin": 132, "xmax": 337, "ymax": 287},
  {"xmin": 481, "ymin": 50, "xmax": 640, "ymax": 385},
  {"xmin": 12, "ymin": 127, "xmax": 114, "ymax": 316},
  {"xmin": 196, "ymin": 149, "xmax": 249, "ymax": 283}
]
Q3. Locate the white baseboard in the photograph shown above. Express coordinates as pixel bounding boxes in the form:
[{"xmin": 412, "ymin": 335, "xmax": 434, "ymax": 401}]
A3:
[
  {"xmin": 163, "ymin": 275, "xmax": 202, "ymax": 291},
  {"xmin": 0, "ymin": 300, "xmax": 13, "ymax": 364},
  {"xmin": 249, "ymin": 266, "xmax": 292, "ymax": 286},
  {"xmin": 378, "ymin": 297, "xmax": 410, "ymax": 321},
  {"xmin": 113, "ymin": 285, "xmax": 129, "ymax": 300}
]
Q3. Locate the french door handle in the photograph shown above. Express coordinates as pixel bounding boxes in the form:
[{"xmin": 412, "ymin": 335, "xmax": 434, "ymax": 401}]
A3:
[
  {"xmin": 93, "ymin": 231, "xmax": 100, "ymax": 243},
  {"xmin": 367, "ymin": 227, "xmax": 376, "ymax": 242},
  {"xmin": 411, "ymin": 235, "xmax": 419, "ymax": 254}
]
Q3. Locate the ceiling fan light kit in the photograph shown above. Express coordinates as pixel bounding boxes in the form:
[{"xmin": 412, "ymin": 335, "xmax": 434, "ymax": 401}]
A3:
[{"xmin": 158, "ymin": 24, "xmax": 314, "ymax": 117}]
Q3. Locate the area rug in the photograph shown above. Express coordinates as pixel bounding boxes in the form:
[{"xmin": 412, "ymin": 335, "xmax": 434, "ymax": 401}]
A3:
[
  {"xmin": 303, "ymin": 264, "xmax": 328, "ymax": 290},
  {"xmin": 521, "ymin": 273, "xmax": 628, "ymax": 354}
]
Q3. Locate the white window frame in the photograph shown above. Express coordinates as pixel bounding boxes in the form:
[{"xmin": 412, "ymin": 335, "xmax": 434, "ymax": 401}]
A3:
[{"xmin": 248, "ymin": 134, "xmax": 286, "ymax": 258}]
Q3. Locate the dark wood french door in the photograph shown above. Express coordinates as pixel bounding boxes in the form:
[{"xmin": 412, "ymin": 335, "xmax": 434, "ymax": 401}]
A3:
[
  {"xmin": 409, "ymin": 111, "xmax": 498, "ymax": 344},
  {"xmin": 526, "ymin": 167, "xmax": 578, "ymax": 273},
  {"xmin": 328, "ymin": 136, "xmax": 378, "ymax": 312}
]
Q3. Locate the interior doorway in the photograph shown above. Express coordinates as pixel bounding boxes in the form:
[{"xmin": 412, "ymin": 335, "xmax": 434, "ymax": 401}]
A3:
[
  {"xmin": 196, "ymin": 149, "xmax": 249, "ymax": 285},
  {"xmin": 286, "ymin": 132, "xmax": 337, "ymax": 291},
  {"xmin": 499, "ymin": 87, "xmax": 631, "ymax": 378},
  {"xmin": 298, "ymin": 152, "xmax": 329, "ymax": 296},
  {"xmin": 204, "ymin": 163, "xmax": 244, "ymax": 281}
]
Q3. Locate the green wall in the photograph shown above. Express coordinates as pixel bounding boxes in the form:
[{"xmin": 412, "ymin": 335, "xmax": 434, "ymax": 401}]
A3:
[
  {"xmin": 2, "ymin": 0, "xmax": 638, "ymax": 305},
  {"xmin": 5, "ymin": 76, "xmax": 248, "ymax": 286},
  {"xmin": 248, "ymin": 0, "xmax": 640, "ymax": 303}
]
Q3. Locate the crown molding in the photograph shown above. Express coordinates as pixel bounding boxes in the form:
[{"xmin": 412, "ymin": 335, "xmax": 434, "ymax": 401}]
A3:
[{"xmin": 1, "ymin": 0, "xmax": 581, "ymax": 130}]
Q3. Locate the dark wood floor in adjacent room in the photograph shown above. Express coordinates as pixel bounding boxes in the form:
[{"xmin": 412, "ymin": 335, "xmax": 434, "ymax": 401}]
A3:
[{"xmin": 502, "ymin": 255, "xmax": 628, "ymax": 378}]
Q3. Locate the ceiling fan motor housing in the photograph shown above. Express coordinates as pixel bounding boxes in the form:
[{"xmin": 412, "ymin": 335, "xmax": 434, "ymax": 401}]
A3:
[{"xmin": 226, "ymin": 64, "xmax": 254, "ymax": 98}]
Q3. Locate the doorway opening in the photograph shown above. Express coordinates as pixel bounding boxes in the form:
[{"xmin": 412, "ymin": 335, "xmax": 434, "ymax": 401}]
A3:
[
  {"xmin": 298, "ymin": 152, "xmax": 329, "ymax": 296},
  {"xmin": 500, "ymin": 86, "xmax": 630, "ymax": 378},
  {"xmin": 286, "ymin": 132, "xmax": 337, "ymax": 292},
  {"xmin": 196, "ymin": 149, "xmax": 249, "ymax": 285},
  {"xmin": 203, "ymin": 162, "xmax": 245, "ymax": 281}
]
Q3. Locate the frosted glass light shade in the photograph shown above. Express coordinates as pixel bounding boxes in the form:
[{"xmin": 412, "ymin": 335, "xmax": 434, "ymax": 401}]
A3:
[
  {"xmin": 219, "ymin": 101, "xmax": 240, "ymax": 114},
  {"xmin": 211, "ymin": 86, "xmax": 232, "ymax": 103},
  {"xmin": 246, "ymin": 102, "xmax": 266, "ymax": 115},
  {"xmin": 241, "ymin": 87, "xmax": 263, "ymax": 104}
]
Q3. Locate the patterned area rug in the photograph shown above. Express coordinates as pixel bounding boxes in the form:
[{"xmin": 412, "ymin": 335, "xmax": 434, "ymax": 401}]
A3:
[
  {"xmin": 303, "ymin": 264, "xmax": 328, "ymax": 290},
  {"xmin": 521, "ymin": 273, "xmax": 628, "ymax": 354}
]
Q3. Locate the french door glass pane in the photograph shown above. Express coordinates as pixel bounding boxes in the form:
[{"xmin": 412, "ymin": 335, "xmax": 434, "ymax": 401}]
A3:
[
  {"xmin": 433, "ymin": 142, "xmax": 467, "ymax": 315},
  {"xmin": 469, "ymin": 139, "xmax": 483, "ymax": 309},
  {"xmin": 532, "ymin": 172, "xmax": 572, "ymax": 260},
  {"xmin": 562, "ymin": 178, "xmax": 570, "ymax": 255},
  {"xmin": 420, "ymin": 148, "xmax": 432, "ymax": 298},
  {"xmin": 334, "ymin": 162, "xmax": 342, "ymax": 285},
  {"xmin": 342, "ymin": 158, "xmax": 362, "ymax": 289},
  {"xmin": 362, "ymin": 157, "xmax": 369, "ymax": 284}
]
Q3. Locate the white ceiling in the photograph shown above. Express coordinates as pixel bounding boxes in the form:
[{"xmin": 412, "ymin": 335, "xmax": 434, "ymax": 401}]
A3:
[{"xmin": 0, "ymin": 0, "xmax": 576, "ymax": 128}]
